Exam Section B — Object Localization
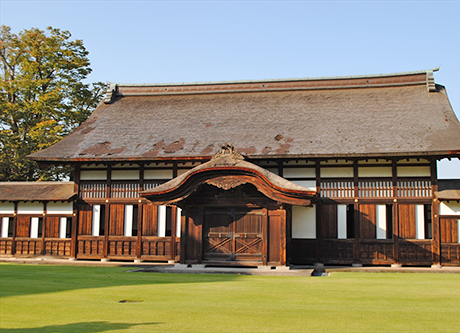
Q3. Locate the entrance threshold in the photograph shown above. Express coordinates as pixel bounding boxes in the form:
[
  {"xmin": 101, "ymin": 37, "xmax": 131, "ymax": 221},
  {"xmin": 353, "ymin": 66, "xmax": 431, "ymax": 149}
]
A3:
[{"xmin": 136, "ymin": 264, "xmax": 314, "ymax": 276}]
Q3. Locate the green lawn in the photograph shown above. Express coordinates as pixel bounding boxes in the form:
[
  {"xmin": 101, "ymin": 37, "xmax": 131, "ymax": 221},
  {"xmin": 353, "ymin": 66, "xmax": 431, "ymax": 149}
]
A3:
[{"xmin": 0, "ymin": 264, "xmax": 459, "ymax": 332}]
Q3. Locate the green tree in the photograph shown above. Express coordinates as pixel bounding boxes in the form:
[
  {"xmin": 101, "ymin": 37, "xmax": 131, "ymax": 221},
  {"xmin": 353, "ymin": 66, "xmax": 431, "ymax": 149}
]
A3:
[{"xmin": 0, "ymin": 25, "xmax": 107, "ymax": 181}]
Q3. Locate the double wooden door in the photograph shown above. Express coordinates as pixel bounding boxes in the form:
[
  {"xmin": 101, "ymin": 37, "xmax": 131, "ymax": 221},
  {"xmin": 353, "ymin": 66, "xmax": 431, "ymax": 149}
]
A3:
[{"xmin": 203, "ymin": 207, "xmax": 264, "ymax": 262}]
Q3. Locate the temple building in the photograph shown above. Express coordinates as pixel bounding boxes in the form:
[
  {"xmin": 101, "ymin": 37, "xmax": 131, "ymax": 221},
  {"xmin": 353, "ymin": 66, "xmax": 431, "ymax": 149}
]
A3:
[{"xmin": 1, "ymin": 68, "xmax": 460, "ymax": 267}]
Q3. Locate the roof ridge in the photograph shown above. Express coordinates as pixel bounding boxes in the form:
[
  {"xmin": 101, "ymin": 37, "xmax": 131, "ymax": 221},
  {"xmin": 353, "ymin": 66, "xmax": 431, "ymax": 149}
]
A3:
[
  {"xmin": 111, "ymin": 68, "xmax": 439, "ymax": 87},
  {"xmin": 102, "ymin": 68, "xmax": 440, "ymax": 103}
]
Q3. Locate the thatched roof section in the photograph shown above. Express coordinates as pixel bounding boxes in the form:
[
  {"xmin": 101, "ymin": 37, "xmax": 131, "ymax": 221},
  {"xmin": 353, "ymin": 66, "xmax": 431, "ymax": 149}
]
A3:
[
  {"xmin": 0, "ymin": 182, "xmax": 77, "ymax": 201},
  {"xmin": 29, "ymin": 69, "xmax": 460, "ymax": 162}
]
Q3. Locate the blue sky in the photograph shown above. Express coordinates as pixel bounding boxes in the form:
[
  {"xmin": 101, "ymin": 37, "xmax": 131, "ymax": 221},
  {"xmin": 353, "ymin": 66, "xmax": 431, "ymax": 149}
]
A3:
[{"xmin": 1, "ymin": 0, "xmax": 459, "ymax": 177}]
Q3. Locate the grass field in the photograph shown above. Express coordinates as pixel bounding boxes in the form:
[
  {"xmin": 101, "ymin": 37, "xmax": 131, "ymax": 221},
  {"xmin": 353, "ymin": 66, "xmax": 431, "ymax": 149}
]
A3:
[{"xmin": 0, "ymin": 264, "xmax": 459, "ymax": 332}]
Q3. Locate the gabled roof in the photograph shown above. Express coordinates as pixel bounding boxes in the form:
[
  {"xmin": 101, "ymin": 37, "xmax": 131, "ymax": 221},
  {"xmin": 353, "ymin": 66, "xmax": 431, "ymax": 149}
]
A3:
[
  {"xmin": 29, "ymin": 69, "xmax": 460, "ymax": 163},
  {"xmin": 0, "ymin": 182, "xmax": 77, "ymax": 201}
]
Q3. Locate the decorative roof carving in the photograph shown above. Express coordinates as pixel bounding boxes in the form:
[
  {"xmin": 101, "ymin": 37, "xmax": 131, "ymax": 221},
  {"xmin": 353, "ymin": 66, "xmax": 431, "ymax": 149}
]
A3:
[
  {"xmin": 206, "ymin": 177, "xmax": 247, "ymax": 190},
  {"xmin": 211, "ymin": 143, "xmax": 245, "ymax": 161}
]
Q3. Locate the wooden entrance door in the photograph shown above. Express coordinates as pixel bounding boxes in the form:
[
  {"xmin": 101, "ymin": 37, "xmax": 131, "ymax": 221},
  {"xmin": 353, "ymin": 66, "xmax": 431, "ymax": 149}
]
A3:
[{"xmin": 203, "ymin": 208, "xmax": 264, "ymax": 262}]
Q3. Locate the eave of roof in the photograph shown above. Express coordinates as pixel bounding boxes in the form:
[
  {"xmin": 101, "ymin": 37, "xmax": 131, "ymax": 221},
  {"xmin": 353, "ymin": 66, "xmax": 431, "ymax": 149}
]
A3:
[{"xmin": 0, "ymin": 182, "xmax": 77, "ymax": 201}]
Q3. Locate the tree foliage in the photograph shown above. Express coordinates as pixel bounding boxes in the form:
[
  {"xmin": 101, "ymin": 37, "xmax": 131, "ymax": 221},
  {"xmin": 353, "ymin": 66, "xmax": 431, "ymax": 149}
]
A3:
[{"xmin": 0, "ymin": 26, "xmax": 107, "ymax": 181}]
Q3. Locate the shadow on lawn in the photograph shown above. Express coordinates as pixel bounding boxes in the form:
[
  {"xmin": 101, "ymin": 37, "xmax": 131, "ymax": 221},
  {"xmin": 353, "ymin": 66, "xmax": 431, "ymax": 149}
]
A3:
[
  {"xmin": 0, "ymin": 321, "xmax": 161, "ymax": 332},
  {"xmin": 0, "ymin": 264, "xmax": 242, "ymax": 298}
]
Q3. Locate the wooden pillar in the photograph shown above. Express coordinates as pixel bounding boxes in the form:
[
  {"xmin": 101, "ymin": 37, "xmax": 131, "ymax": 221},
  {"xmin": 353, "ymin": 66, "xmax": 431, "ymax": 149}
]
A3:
[
  {"xmin": 197, "ymin": 206, "xmax": 203, "ymax": 264},
  {"xmin": 432, "ymin": 198, "xmax": 441, "ymax": 265},
  {"xmin": 180, "ymin": 210, "xmax": 187, "ymax": 264},
  {"xmin": 354, "ymin": 202, "xmax": 360, "ymax": 263},
  {"xmin": 393, "ymin": 202, "xmax": 400, "ymax": 264},
  {"xmin": 41, "ymin": 202, "xmax": 47, "ymax": 255},
  {"xmin": 430, "ymin": 159, "xmax": 441, "ymax": 266},
  {"xmin": 315, "ymin": 160, "xmax": 322, "ymax": 263},
  {"xmin": 262, "ymin": 208, "xmax": 268, "ymax": 266},
  {"xmin": 285, "ymin": 206, "xmax": 292, "ymax": 265},
  {"xmin": 71, "ymin": 200, "xmax": 78, "ymax": 259},
  {"xmin": 136, "ymin": 201, "xmax": 143, "ymax": 260},
  {"xmin": 353, "ymin": 160, "xmax": 360, "ymax": 263},
  {"xmin": 392, "ymin": 159, "xmax": 400, "ymax": 264},
  {"xmin": 280, "ymin": 207, "xmax": 287, "ymax": 266},
  {"xmin": 103, "ymin": 164, "xmax": 111, "ymax": 259},
  {"xmin": 278, "ymin": 160, "xmax": 283, "ymax": 178},
  {"xmin": 11, "ymin": 202, "xmax": 18, "ymax": 255},
  {"xmin": 173, "ymin": 162, "xmax": 178, "ymax": 178},
  {"xmin": 71, "ymin": 169, "xmax": 80, "ymax": 259},
  {"xmin": 137, "ymin": 164, "xmax": 144, "ymax": 260},
  {"xmin": 170, "ymin": 206, "xmax": 177, "ymax": 261}
]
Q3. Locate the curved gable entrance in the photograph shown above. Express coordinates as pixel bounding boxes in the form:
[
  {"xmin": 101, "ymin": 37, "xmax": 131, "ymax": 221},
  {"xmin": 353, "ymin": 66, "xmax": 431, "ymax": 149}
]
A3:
[{"xmin": 141, "ymin": 145, "xmax": 316, "ymax": 266}]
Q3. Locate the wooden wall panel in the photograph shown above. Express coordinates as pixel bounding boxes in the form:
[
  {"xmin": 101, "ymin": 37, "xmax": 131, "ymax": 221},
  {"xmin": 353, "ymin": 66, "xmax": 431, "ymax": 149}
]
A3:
[
  {"xmin": 359, "ymin": 204, "xmax": 377, "ymax": 239},
  {"xmin": 45, "ymin": 216, "xmax": 60, "ymax": 238},
  {"xmin": 398, "ymin": 204, "xmax": 416, "ymax": 239},
  {"xmin": 441, "ymin": 218, "xmax": 458, "ymax": 243},
  {"xmin": 320, "ymin": 204, "xmax": 337, "ymax": 239},
  {"xmin": 268, "ymin": 210, "xmax": 282, "ymax": 264},
  {"xmin": 109, "ymin": 204, "xmax": 124, "ymax": 236},
  {"xmin": 184, "ymin": 208, "xmax": 202, "ymax": 263},
  {"xmin": 142, "ymin": 204, "xmax": 158, "ymax": 236},
  {"xmin": 16, "ymin": 216, "xmax": 30, "ymax": 237},
  {"xmin": 78, "ymin": 203, "xmax": 92, "ymax": 235}
]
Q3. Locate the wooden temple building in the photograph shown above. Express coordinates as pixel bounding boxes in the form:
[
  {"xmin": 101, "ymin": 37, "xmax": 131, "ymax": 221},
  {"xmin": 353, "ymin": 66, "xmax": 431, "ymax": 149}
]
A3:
[{"xmin": 1, "ymin": 68, "xmax": 460, "ymax": 267}]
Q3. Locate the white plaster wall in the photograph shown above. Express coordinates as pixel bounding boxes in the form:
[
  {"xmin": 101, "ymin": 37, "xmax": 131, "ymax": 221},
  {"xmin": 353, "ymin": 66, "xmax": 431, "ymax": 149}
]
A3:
[
  {"xmin": 291, "ymin": 180, "xmax": 317, "ymax": 191},
  {"xmin": 176, "ymin": 207, "xmax": 182, "ymax": 237},
  {"xmin": 17, "ymin": 202, "xmax": 43, "ymax": 215},
  {"xmin": 321, "ymin": 167, "xmax": 354, "ymax": 178},
  {"xmin": 415, "ymin": 205, "xmax": 425, "ymax": 239},
  {"xmin": 337, "ymin": 205, "xmax": 347, "ymax": 239},
  {"xmin": 458, "ymin": 221, "xmax": 460, "ymax": 244},
  {"xmin": 440, "ymin": 202, "xmax": 460, "ymax": 216},
  {"xmin": 292, "ymin": 206, "xmax": 316, "ymax": 239},
  {"xmin": 1, "ymin": 217, "xmax": 9, "ymax": 237},
  {"xmin": 0, "ymin": 203, "xmax": 14, "ymax": 214},
  {"xmin": 59, "ymin": 217, "xmax": 68, "ymax": 238},
  {"xmin": 124, "ymin": 205, "xmax": 133, "ymax": 236},
  {"xmin": 47, "ymin": 202, "xmax": 73, "ymax": 215},
  {"xmin": 144, "ymin": 169, "xmax": 173, "ymax": 180},
  {"xmin": 92, "ymin": 205, "xmax": 101, "ymax": 236},
  {"xmin": 80, "ymin": 170, "xmax": 107, "ymax": 180},
  {"xmin": 157, "ymin": 205, "xmax": 167, "ymax": 237},
  {"xmin": 376, "ymin": 205, "xmax": 387, "ymax": 239},
  {"xmin": 358, "ymin": 167, "xmax": 392, "ymax": 178},
  {"xmin": 112, "ymin": 170, "xmax": 139, "ymax": 180},
  {"xmin": 283, "ymin": 167, "xmax": 316, "ymax": 178},
  {"xmin": 397, "ymin": 166, "xmax": 430, "ymax": 177},
  {"xmin": 30, "ymin": 217, "xmax": 39, "ymax": 238}
]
